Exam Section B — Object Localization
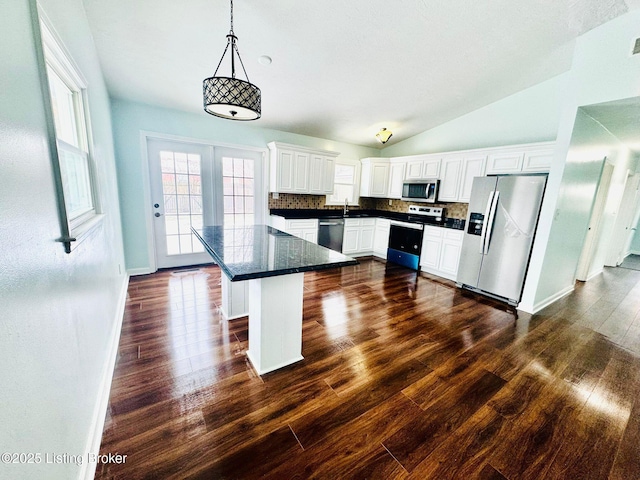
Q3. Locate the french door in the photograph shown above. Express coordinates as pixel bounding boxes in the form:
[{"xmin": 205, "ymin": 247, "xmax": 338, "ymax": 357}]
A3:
[{"xmin": 147, "ymin": 138, "xmax": 264, "ymax": 269}]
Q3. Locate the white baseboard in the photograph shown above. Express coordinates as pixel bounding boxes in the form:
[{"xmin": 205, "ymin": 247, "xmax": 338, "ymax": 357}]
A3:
[
  {"xmin": 585, "ymin": 269, "xmax": 603, "ymax": 282},
  {"xmin": 79, "ymin": 274, "xmax": 129, "ymax": 480},
  {"xmin": 630, "ymin": 249, "xmax": 640, "ymax": 256},
  {"xmin": 127, "ymin": 266, "xmax": 155, "ymax": 276},
  {"xmin": 519, "ymin": 284, "xmax": 574, "ymax": 314}
]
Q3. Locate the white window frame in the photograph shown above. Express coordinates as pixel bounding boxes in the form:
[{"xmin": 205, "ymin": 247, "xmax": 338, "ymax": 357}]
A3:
[
  {"xmin": 325, "ymin": 158, "xmax": 361, "ymax": 206},
  {"xmin": 37, "ymin": 9, "xmax": 102, "ymax": 252}
]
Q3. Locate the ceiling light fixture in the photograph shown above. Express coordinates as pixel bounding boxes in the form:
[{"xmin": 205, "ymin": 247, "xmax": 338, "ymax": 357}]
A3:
[
  {"xmin": 203, "ymin": 0, "xmax": 261, "ymax": 120},
  {"xmin": 376, "ymin": 128, "xmax": 393, "ymax": 144}
]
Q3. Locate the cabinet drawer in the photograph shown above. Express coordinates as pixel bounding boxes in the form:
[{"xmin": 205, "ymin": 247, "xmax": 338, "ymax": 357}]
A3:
[
  {"xmin": 424, "ymin": 225, "xmax": 444, "ymax": 238},
  {"xmin": 361, "ymin": 218, "xmax": 376, "ymax": 227},
  {"xmin": 443, "ymin": 230, "xmax": 463, "ymax": 242},
  {"xmin": 286, "ymin": 219, "xmax": 318, "ymax": 230},
  {"xmin": 345, "ymin": 218, "xmax": 361, "ymax": 227}
]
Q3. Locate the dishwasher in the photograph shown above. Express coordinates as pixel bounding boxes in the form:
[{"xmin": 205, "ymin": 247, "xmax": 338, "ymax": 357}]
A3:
[{"xmin": 318, "ymin": 218, "xmax": 345, "ymax": 252}]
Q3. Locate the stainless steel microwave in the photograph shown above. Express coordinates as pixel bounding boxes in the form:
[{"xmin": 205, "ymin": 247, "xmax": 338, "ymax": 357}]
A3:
[{"xmin": 401, "ymin": 179, "xmax": 439, "ymax": 203}]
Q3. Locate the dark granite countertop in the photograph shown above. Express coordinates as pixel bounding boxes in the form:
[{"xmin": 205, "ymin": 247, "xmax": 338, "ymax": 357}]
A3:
[
  {"xmin": 192, "ymin": 225, "xmax": 358, "ymax": 281},
  {"xmin": 270, "ymin": 208, "xmax": 466, "ymax": 230}
]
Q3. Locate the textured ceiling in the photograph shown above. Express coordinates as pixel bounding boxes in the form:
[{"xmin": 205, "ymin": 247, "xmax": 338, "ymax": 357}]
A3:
[{"xmin": 83, "ymin": 0, "xmax": 636, "ymax": 148}]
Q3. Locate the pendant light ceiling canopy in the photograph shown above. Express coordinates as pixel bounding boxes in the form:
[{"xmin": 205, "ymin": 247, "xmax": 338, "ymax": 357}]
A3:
[{"xmin": 203, "ymin": 0, "xmax": 261, "ymax": 121}]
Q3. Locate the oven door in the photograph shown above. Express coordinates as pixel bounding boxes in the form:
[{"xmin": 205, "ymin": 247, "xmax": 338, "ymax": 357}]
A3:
[{"xmin": 387, "ymin": 221, "xmax": 424, "ymax": 270}]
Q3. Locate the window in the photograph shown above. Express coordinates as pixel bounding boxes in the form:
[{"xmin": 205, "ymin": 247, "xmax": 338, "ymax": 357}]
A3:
[
  {"xmin": 222, "ymin": 156, "xmax": 255, "ymax": 226},
  {"xmin": 39, "ymin": 16, "xmax": 99, "ymax": 250},
  {"xmin": 327, "ymin": 159, "xmax": 360, "ymax": 205}
]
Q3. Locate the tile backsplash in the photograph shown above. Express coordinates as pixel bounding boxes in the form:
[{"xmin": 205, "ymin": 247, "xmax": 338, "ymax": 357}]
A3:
[
  {"xmin": 268, "ymin": 193, "xmax": 468, "ymax": 219},
  {"xmin": 372, "ymin": 198, "xmax": 469, "ymax": 219},
  {"xmin": 268, "ymin": 193, "xmax": 376, "ymax": 210}
]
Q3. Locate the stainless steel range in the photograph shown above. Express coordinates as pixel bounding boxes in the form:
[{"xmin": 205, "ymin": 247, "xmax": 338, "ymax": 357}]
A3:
[{"xmin": 386, "ymin": 206, "xmax": 444, "ymax": 270}]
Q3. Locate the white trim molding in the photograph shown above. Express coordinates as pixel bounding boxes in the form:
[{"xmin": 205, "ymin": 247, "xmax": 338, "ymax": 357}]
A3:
[
  {"xmin": 79, "ymin": 274, "xmax": 129, "ymax": 480},
  {"xmin": 518, "ymin": 284, "xmax": 574, "ymax": 314}
]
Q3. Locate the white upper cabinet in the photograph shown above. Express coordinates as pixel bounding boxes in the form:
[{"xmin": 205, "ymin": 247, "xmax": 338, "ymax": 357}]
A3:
[
  {"xmin": 360, "ymin": 158, "xmax": 390, "ymax": 198},
  {"xmin": 438, "ymin": 155, "xmax": 463, "ymax": 202},
  {"xmin": 485, "ymin": 142, "xmax": 554, "ymax": 175},
  {"xmin": 387, "ymin": 160, "xmax": 406, "ymax": 199},
  {"xmin": 486, "ymin": 151, "xmax": 524, "ymax": 174},
  {"xmin": 522, "ymin": 148, "xmax": 554, "ymax": 172},
  {"xmin": 403, "ymin": 154, "xmax": 441, "ymax": 181},
  {"xmin": 268, "ymin": 142, "xmax": 339, "ymax": 194},
  {"xmin": 458, "ymin": 154, "xmax": 487, "ymax": 203}
]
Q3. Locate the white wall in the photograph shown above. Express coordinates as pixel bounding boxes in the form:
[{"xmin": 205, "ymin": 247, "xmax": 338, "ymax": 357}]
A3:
[
  {"xmin": 111, "ymin": 99, "xmax": 380, "ymax": 273},
  {"xmin": 0, "ymin": 1, "xmax": 126, "ymax": 479},
  {"xmin": 382, "ymin": 73, "xmax": 567, "ymax": 156},
  {"xmin": 521, "ymin": 9, "xmax": 640, "ymax": 311}
]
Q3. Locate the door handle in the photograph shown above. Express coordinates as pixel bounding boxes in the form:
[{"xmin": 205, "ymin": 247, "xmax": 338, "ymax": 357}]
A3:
[
  {"xmin": 479, "ymin": 191, "xmax": 495, "ymax": 254},
  {"xmin": 483, "ymin": 191, "xmax": 500, "ymax": 255},
  {"xmin": 155, "ymin": 212, "xmax": 162, "ymax": 217}
]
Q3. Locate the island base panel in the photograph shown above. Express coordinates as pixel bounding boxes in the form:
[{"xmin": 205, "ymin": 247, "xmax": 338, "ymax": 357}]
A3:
[
  {"xmin": 220, "ymin": 275, "xmax": 249, "ymax": 320},
  {"xmin": 246, "ymin": 273, "xmax": 305, "ymax": 375}
]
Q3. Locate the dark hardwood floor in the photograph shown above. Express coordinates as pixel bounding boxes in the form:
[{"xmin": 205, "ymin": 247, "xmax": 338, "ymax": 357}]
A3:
[{"xmin": 95, "ymin": 259, "xmax": 640, "ymax": 479}]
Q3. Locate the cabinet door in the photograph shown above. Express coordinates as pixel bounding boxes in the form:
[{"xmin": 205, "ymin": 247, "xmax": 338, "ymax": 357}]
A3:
[
  {"xmin": 308, "ymin": 154, "xmax": 324, "ymax": 193},
  {"xmin": 458, "ymin": 155, "xmax": 487, "ymax": 203},
  {"xmin": 373, "ymin": 222, "xmax": 390, "ymax": 257},
  {"xmin": 370, "ymin": 163, "xmax": 390, "ymax": 197},
  {"xmin": 276, "ymin": 150, "xmax": 295, "ymax": 192},
  {"xmin": 388, "ymin": 162, "xmax": 406, "ymax": 198},
  {"xmin": 422, "ymin": 158, "xmax": 441, "ymax": 178},
  {"xmin": 522, "ymin": 149, "xmax": 553, "ymax": 172},
  {"xmin": 486, "ymin": 151, "xmax": 524, "ymax": 174},
  {"xmin": 360, "ymin": 225, "xmax": 375, "ymax": 252},
  {"xmin": 342, "ymin": 227, "xmax": 360, "ymax": 254},
  {"xmin": 322, "ymin": 156, "xmax": 336, "ymax": 193},
  {"xmin": 438, "ymin": 155, "xmax": 462, "ymax": 202},
  {"xmin": 405, "ymin": 160, "xmax": 424, "ymax": 180},
  {"xmin": 302, "ymin": 229, "xmax": 318, "ymax": 244},
  {"xmin": 293, "ymin": 151, "xmax": 310, "ymax": 192},
  {"xmin": 439, "ymin": 240, "xmax": 462, "ymax": 276},
  {"xmin": 420, "ymin": 236, "xmax": 442, "ymax": 268},
  {"xmin": 287, "ymin": 228, "xmax": 304, "ymax": 240}
]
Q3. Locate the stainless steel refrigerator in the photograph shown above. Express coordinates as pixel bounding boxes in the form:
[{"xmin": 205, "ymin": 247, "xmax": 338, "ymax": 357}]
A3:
[{"xmin": 456, "ymin": 174, "xmax": 547, "ymax": 306}]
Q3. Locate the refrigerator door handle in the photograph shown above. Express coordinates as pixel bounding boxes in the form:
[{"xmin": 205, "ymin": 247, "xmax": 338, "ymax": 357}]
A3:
[
  {"xmin": 479, "ymin": 191, "xmax": 495, "ymax": 254},
  {"xmin": 483, "ymin": 191, "xmax": 500, "ymax": 255}
]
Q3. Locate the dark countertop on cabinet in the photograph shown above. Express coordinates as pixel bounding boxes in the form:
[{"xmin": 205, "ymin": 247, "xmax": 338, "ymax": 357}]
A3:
[
  {"xmin": 269, "ymin": 208, "xmax": 466, "ymax": 230},
  {"xmin": 192, "ymin": 225, "xmax": 358, "ymax": 281}
]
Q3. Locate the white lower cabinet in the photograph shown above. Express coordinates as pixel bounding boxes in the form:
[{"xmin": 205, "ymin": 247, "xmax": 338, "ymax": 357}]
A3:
[
  {"xmin": 270, "ymin": 216, "xmax": 318, "ymax": 244},
  {"xmin": 373, "ymin": 218, "xmax": 390, "ymax": 258},
  {"xmin": 420, "ymin": 226, "xmax": 463, "ymax": 280},
  {"xmin": 343, "ymin": 218, "xmax": 376, "ymax": 256}
]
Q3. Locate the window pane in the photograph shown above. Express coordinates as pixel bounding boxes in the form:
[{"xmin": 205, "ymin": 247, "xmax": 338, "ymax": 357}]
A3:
[
  {"xmin": 162, "ymin": 173, "xmax": 176, "ymax": 194},
  {"xmin": 233, "ymin": 178, "xmax": 243, "ymax": 196},
  {"xmin": 233, "ymin": 158, "xmax": 244, "ymax": 177},
  {"xmin": 176, "ymin": 174, "xmax": 189, "ymax": 194},
  {"xmin": 177, "ymin": 195, "xmax": 190, "ymax": 214},
  {"xmin": 47, "ymin": 66, "xmax": 79, "ymax": 148},
  {"xmin": 223, "ymin": 196, "xmax": 234, "ymax": 214},
  {"xmin": 166, "ymin": 235, "xmax": 180, "ymax": 255},
  {"xmin": 334, "ymin": 164, "xmax": 355, "ymax": 183},
  {"xmin": 243, "ymin": 178, "xmax": 254, "ymax": 196},
  {"xmin": 190, "ymin": 196, "xmax": 202, "ymax": 214},
  {"xmin": 245, "ymin": 197, "xmax": 254, "ymax": 214},
  {"xmin": 189, "ymin": 175, "xmax": 201, "ymax": 195},
  {"xmin": 178, "ymin": 215, "xmax": 191, "ymax": 234},
  {"xmin": 234, "ymin": 196, "xmax": 245, "ymax": 214},
  {"xmin": 160, "ymin": 152, "xmax": 174, "ymax": 172},
  {"xmin": 58, "ymin": 147, "xmax": 92, "ymax": 219},
  {"xmin": 164, "ymin": 195, "xmax": 177, "ymax": 214},
  {"xmin": 179, "ymin": 234, "xmax": 192, "ymax": 254},
  {"xmin": 223, "ymin": 177, "xmax": 233, "ymax": 196},
  {"xmin": 187, "ymin": 154, "xmax": 201, "ymax": 175},
  {"xmin": 244, "ymin": 159, "xmax": 254, "ymax": 177},
  {"xmin": 174, "ymin": 153, "xmax": 188, "ymax": 173},
  {"xmin": 164, "ymin": 215, "xmax": 179, "ymax": 235}
]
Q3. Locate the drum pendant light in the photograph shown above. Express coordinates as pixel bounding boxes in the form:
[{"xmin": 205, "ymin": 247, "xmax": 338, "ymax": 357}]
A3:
[{"xmin": 203, "ymin": 0, "xmax": 261, "ymax": 120}]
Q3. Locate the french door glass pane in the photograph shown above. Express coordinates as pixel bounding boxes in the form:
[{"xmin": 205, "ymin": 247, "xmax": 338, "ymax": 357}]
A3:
[
  {"xmin": 160, "ymin": 150, "xmax": 203, "ymax": 255},
  {"xmin": 222, "ymin": 156, "xmax": 255, "ymax": 226}
]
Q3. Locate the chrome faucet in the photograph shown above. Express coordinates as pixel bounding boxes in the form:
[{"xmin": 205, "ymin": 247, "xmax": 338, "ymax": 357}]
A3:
[{"xmin": 343, "ymin": 198, "xmax": 349, "ymax": 215}]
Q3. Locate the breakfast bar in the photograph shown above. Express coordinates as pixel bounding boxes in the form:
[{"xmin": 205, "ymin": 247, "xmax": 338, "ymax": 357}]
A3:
[{"xmin": 192, "ymin": 225, "xmax": 357, "ymax": 375}]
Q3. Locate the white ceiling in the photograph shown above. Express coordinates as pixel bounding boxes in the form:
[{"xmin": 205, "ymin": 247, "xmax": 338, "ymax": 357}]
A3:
[{"xmin": 83, "ymin": 0, "xmax": 637, "ymax": 149}]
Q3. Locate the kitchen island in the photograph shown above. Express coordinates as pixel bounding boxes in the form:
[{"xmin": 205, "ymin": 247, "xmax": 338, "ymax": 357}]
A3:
[{"xmin": 192, "ymin": 225, "xmax": 357, "ymax": 375}]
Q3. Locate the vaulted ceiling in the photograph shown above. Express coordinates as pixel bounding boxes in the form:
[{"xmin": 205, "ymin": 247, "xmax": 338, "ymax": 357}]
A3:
[{"xmin": 83, "ymin": 0, "xmax": 639, "ymax": 149}]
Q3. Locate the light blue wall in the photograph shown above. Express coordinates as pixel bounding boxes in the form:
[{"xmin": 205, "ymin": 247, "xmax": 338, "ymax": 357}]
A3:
[
  {"xmin": 111, "ymin": 99, "xmax": 380, "ymax": 272},
  {"xmin": 382, "ymin": 73, "xmax": 567, "ymax": 156},
  {"xmin": 0, "ymin": 1, "xmax": 126, "ymax": 479}
]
